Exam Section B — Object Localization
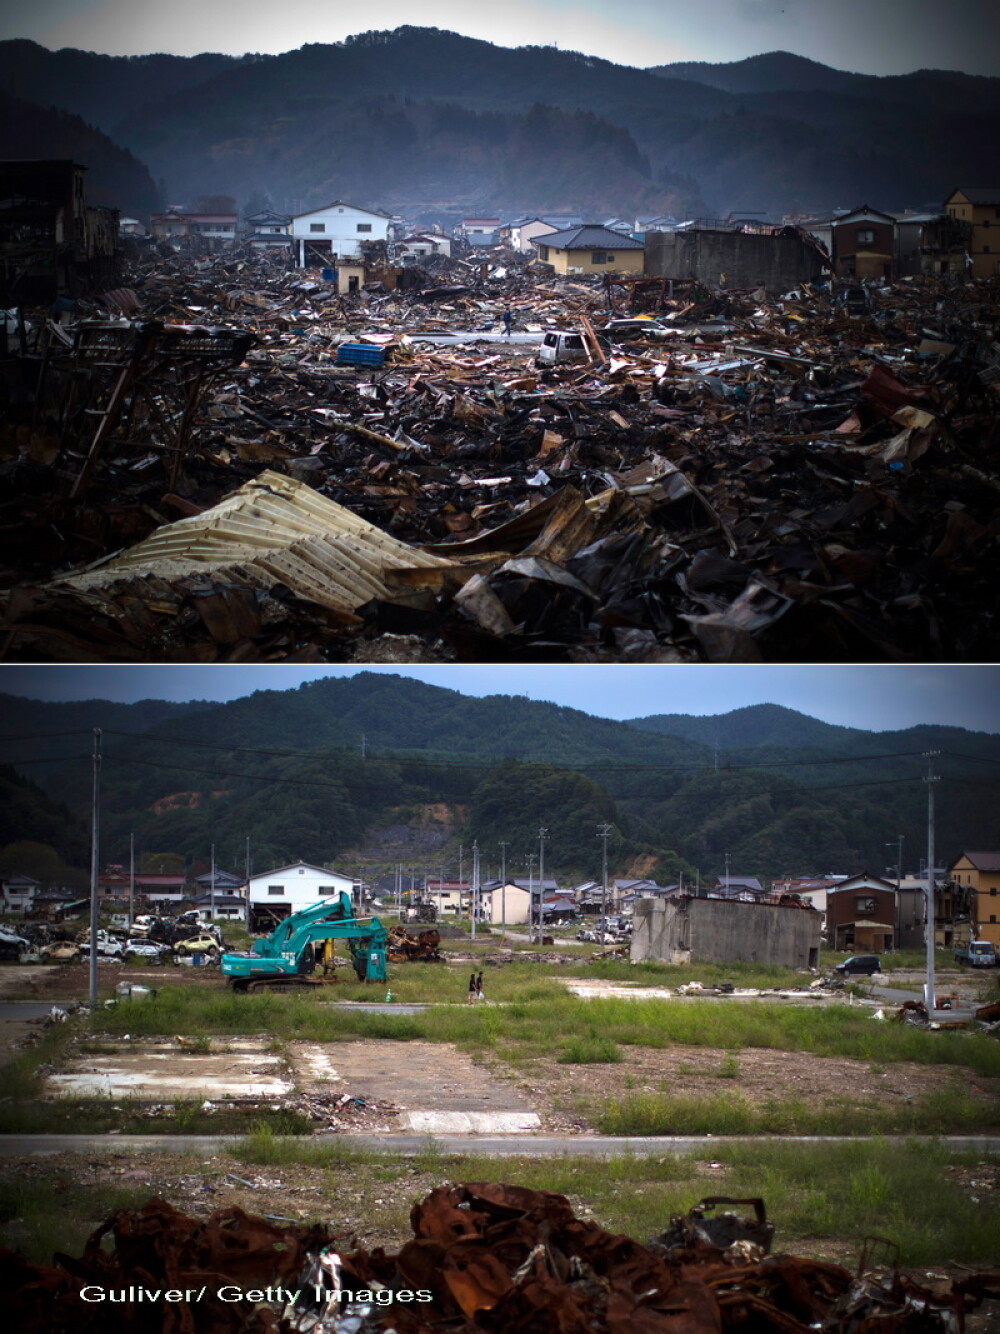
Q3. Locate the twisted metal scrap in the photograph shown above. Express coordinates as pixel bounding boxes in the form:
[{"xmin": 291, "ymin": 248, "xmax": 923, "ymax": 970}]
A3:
[{"xmin": 4, "ymin": 1186, "xmax": 999, "ymax": 1333}]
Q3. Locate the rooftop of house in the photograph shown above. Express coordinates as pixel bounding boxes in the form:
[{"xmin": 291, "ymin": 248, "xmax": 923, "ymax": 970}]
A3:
[
  {"xmin": 947, "ymin": 187, "xmax": 1000, "ymax": 206},
  {"xmin": 956, "ymin": 851, "xmax": 1000, "ymax": 871},
  {"xmin": 538, "ymin": 224, "xmax": 644, "ymax": 250}
]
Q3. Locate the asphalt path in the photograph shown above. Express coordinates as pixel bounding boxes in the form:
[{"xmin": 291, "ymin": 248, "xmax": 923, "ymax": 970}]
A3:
[
  {"xmin": 406, "ymin": 331, "xmax": 541, "ymax": 345},
  {"xmin": 2, "ymin": 1134, "xmax": 998, "ymax": 1158},
  {"xmin": 0, "ymin": 1003, "xmax": 60, "ymax": 1020}
]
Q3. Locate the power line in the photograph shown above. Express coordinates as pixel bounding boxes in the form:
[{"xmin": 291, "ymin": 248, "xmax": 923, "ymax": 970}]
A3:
[{"xmin": 94, "ymin": 726, "xmax": 937, "ymax": 775}]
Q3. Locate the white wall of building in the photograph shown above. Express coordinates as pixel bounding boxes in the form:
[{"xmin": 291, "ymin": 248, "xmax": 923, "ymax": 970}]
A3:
[
  {"xmin": 291, "ymin": 201, "xmax": 390, "ymax": 265},
  {"xmin": 247, "ymin": 861, "xmax": 355, "ymax": 914}
]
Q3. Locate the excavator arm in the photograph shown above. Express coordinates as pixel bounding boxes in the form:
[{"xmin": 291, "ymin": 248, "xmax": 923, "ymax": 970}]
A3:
[{"xmin": 222, "ymin": 890, "xmax": 388, "ymax": 991}]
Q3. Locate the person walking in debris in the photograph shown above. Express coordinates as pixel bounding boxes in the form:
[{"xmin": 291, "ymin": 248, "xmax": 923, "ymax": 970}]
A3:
[
  {"xmin": 468, "ymin": 972, "xmax": 477, "ymax": 1005},
  {"xmin": 476, "ymin": 969, "xmax": 485, "ymax": 1002},
  {"xmin": 502, "ymin": 306, "xmax": 512, "ymax": 337}
]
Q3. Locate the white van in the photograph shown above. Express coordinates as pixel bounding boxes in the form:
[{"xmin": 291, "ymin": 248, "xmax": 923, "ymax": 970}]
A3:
[{"xmin": 536, "ymin": 330, "xmax": 611, "ymax": 367}]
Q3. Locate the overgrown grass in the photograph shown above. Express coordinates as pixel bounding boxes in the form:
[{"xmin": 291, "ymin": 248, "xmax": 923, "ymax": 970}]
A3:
[
  {"xmin": 558, "ymin": 1035, "xmax": 622, "ymax": 1064},
  {"xmin": 594, "ymin": 1086, "xmax": 1000, "ymax": 1136},
  {"xmin": 0, "ymin": 1179, "xmax": 152, "ymax": 1265},
  {"xmin": 4, "ymin": 1134, "xmax": 993, "ymax": 1270},
  {"xmin": 0, "ymin": 1021, "xmax": 77, "ymax": 1102},
  {"xmin": 0, "ymin": 1097, "xmax": 314, "ymax": 1136},
  {"xmin": 229, "ymin": 1137, "xmax": 1000, "ymax": 1268},
  {"xmin": 89, "ymin": 987, "xmax": 1000, "ymax": 1079}
]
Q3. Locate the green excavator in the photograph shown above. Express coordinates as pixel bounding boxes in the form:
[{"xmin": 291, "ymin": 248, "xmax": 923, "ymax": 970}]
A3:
[{"xmin": 221, "ymin": 891, "xmax": 388, "ymax": 992}]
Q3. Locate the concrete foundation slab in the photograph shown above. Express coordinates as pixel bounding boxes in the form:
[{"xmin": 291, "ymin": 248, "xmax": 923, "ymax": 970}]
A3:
[
  {"xmin": 43, "ymin": 1039, "xmax": 292, "ymax": 1099},
  {"xmin": 400, "ymin": 1111, "xmax": 542, "ymax": 1133},
  {"xmin": 289, "ymin": 1040, "xmax": 534, "ymax": 1121}
]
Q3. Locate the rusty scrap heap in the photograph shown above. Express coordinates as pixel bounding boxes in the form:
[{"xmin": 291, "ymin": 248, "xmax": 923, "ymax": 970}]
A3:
[
  {"xmin": 2, "ymin": 248, "xmax": 998, "ymax": 661},
  {"xmin": 4, "ymin": 1186, "xmax": 1000, "ymax": 1332}
]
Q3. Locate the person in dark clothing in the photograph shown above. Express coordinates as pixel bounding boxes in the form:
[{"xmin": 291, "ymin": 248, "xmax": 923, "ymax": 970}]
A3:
[
  {"xmin": 502, "ymin": 306, "xmax": 512, "ymax": 337},
  {"xmin": 468, "ymin": 972, "xmax": 477, "ymax": 1004},
  {"xmin": 476, "ymin": 969, "xmax": 484, "ymax": 1001}
]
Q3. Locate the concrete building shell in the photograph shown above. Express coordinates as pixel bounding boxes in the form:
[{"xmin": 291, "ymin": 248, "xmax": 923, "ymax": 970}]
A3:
[{"xmin": 630, "ymin": 894, "xmax": 821, "ymax": 969}]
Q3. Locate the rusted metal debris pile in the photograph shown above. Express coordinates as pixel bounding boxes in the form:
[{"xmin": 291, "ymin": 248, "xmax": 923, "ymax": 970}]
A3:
[
  {"xmin": 5, "ymin": 1185, "xmax": 1000, "ymax": 1332},
  {"xmin": 386, "ymin": 926, "xmax": 443, "ymax": 962},
  {"xmin": 2, "ymin": 249, "xmax": 998, "ymax": 661}
]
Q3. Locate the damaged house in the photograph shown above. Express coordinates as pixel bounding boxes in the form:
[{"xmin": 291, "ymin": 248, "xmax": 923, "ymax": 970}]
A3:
[
  {"xmin": 824, "ymin": 874, "xmax": 897, "ymax": 953},
  {"xmin": 630, "ymin": 890, "xmax": 821, "ymax": 969},
  {"xmin": 534, "ymin": 224, "xmax": 645, "ymax": 276},
  {"xmin": 290, "ymin": 200, "xmax": 391, "ymax": 269},
  {"xmin": 0, "ymin": 159, "xmax": 121, "ymax": 304},
  {"xmin": 944, "ymin": 187, "xmax": 1000, "ymax": 278},
  {"xmin": 150, "ymin": 206, "xmax": 238, "ymax": 249},
  {"xmin": 805, "ymin": 205, "xmax": 896, "ymax": 280}
]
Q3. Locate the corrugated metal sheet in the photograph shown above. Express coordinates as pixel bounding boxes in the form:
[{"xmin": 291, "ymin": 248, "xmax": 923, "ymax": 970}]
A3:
[{"xmin": 56, "ymin": 470, "xmax": 456, "ymax": 614}]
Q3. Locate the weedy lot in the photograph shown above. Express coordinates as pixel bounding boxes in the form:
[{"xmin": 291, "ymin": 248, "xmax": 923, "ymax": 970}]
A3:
[
  {"xmin": 1, "ymin": 954, "xmax": 998, "ymax": 1137},
  {"xmin": 1, "ymin": 948, "xmax": 998, "ymax": 1282},
  {"xmin": 1, "ymin": 1137, "xmax": 998, "ymax": 1272}
]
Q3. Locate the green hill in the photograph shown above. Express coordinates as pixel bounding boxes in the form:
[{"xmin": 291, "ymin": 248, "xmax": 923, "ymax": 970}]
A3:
[
  {"xmin": 3, "ymin": 29, "xmax": 999, "ymax": 218},
  {"xmin": 1, "ymin": 678, "xmax": 997, "ymax": 886}
]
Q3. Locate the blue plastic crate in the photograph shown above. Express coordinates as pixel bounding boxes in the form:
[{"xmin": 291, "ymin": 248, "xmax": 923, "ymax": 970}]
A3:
[{"xmin": 336, "ymin": 342, "xmax": 386, "ymax": 368}]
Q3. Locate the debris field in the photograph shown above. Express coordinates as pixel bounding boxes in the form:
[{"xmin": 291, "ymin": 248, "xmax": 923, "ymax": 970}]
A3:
[
  {"xmin": 2, "ymin": 249, "xmax": 999, "ymax": 661},
  {"xmin": 4, "ymin": 1186, "xmax": 1000, "ymax": 1332}
]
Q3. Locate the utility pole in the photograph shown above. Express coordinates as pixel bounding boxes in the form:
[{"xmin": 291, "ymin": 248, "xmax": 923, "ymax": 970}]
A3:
[
  {"xmin": 88, "ymin": 728, "xmax": 102, "ymax": 1008},
  {"xmin": 471, "ymin": 840, "xmax": 480, "ymax": 940},
  {"xmin": 360, "ymin": 732, "xmax": 367, "ymax": 759},
  {"xmin": 129, "ymin": 831, "xmax": 135, "ymax": 927},
  {"xmin": 210, "ymin": 842, "xmax": 216, "ymax": 922},
  {"xmin": 537, "ymin": 827, "xmax": 548, "ymax": 942},
  {"xmin": 499, "ymin": 840, "xmax": 509, "ymax": 942},
  {"xmin": 725, "ymin": 851, "xmax": 730, "ymax": 895},
  {"xmin": 887, "ymin": 834, "xmax": 905, "ymax": 940},
  {"xmin": 597, "ymin": 823, "xmax": 612, "ymax": 932},
  {"xmin": 527, "ymin": 853, "xmax": 536, "ymax": 941},
  {"xmin": 924, "ymin": 752, "xmax": 939, "ymax": 1013}
]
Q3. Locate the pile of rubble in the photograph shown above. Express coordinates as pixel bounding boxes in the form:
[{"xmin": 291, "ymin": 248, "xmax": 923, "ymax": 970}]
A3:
[
  {"xmin": 2, "ymin": 249, "xmax": 998, "ymax": 661},
  {"xmin": 385, "ymin": 927, "xmax": 443, "ymax": 963},
  {"xmin": 5, "ymin": 1186, "xmax": 999, "ymax": 1332}
]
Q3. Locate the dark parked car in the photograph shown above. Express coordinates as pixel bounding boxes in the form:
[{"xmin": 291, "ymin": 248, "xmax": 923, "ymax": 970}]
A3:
[{"xmin": 834, "ymin": 955, "xmax": 881, "ymax": 976}]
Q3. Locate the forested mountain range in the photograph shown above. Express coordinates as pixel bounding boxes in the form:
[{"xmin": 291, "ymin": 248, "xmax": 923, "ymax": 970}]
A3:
[
  {"xmin": 0, "ymin": 674, "xmax": 997, "ymax": 887},
  {"xmin": 0, "ymin": 91, "xmax": 160, "ymax": 214},
  {"xmin": 4, "ymin": 28, "xmax": 999, "ymax": 220}
]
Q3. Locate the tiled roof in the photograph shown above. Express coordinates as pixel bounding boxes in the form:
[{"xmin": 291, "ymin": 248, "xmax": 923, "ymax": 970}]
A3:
[
  {"xmin": 537, "ymin": 225, "xmax": 644, "ymax": 250},
  {"xmin": 949, "ymin": 188, "xmax": 1000, "ymax": 205},
  {"xmin": 958, "ymin": 851, "xmax": 1000, "ymax": 871}
]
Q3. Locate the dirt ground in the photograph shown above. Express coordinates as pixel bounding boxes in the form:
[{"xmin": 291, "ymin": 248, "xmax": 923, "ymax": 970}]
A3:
[
  {"xmin": 505, "ymin": 1042, "xmax": 1000, "ymax": 1132},
  {"xmin": 3, "ymin": 960, "xmax": 999, "ymax": 1132}
]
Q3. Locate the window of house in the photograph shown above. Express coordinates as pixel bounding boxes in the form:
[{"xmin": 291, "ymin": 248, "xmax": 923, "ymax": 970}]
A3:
[
  {"xmin": 317, "ymin": 885, "xmax": 339, "ymax": 895},
  {"xmin": 356, "ymin": 223, "xmax": 372, "ymax": 233},
  {"xmin": 856, "ymin": 228, "xmax": 875, "ymax": 245},
  {"xmin": 591, "ymin": 251, "xmax": 609, "ymax": 263},
  {"xmin": 268, "ymin": 885, "xmax": 284, "ymax": 896},
  {"xmin": 538, "ymin": 245, "xmax": 549, "ymax": 260},
  {"xmin": 310, "ymin": 223, "xmax": 325, "ymax": 233}
]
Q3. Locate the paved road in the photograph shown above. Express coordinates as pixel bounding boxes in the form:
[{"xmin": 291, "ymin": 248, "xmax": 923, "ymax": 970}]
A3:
[
  {"xmin": 0, "ymin": 1003, "xmax": 60, "ymax": 1020},
  {"xmin": 2, "ymin": 1134, "xmax": 998, "ymax": 1158},
  {"xmin": 407, "ymin": 331, "xmax": 541, "ymax": 345}
]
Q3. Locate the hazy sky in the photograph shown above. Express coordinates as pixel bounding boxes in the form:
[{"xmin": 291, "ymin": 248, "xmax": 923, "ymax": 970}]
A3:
[
  {"xmin": 1, "ymin": 665, "xmax": 997, "ymax": 734},
  {"xmin": 4, "ymin": 0, "xmax": 999, "ymax": 76}
]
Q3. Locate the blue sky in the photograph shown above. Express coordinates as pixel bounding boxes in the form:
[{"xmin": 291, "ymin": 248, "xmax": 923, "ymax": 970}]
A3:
[
  {"xmin": 1, "ymin": 665, "xmax": 997, "ymax": 734},
  {"xmin": 3, "ymin": 0, "xmax": 998, "ymax": 76}
]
